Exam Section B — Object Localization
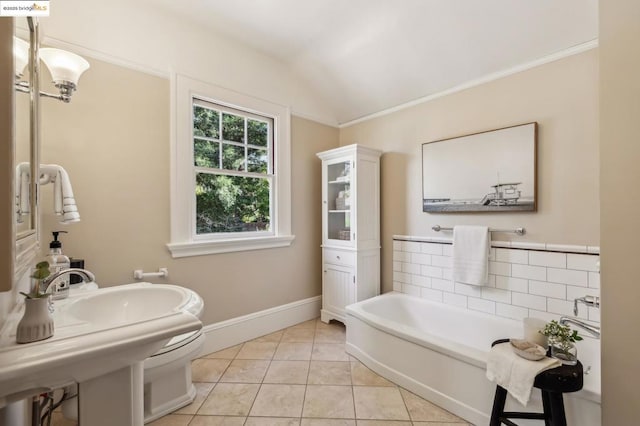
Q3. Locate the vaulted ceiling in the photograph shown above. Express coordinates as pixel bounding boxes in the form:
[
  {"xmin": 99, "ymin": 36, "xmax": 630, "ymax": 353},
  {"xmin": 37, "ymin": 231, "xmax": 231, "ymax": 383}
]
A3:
[{"xmin": 141, "ymin": 0, "xmax": 598, "ymax": 125}]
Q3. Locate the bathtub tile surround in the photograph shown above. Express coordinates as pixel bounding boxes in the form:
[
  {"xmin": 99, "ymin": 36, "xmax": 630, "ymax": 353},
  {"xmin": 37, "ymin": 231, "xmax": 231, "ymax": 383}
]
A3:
[{"xmin": 393, "ymin": 236, "xmax": 601, "ymax": 324}]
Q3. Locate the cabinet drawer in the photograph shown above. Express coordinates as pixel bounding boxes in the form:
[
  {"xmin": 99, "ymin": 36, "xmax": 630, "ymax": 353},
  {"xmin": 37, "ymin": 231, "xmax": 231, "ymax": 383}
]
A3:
[{"xmin": 324, "ymin": 249, "xmax": 355, "ymax": 267}]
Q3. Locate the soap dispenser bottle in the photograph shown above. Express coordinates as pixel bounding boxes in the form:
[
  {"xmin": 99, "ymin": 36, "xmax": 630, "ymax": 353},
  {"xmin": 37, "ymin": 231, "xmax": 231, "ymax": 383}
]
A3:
[{"xmin": 45, "ymin": 231, "xmax": 70, "ymax": 296}]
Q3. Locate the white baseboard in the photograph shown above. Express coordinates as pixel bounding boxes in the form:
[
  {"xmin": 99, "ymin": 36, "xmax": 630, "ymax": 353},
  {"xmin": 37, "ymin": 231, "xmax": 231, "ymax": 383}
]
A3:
[{"xmin": 199, "ymin": 296, "xmax": 322, "ymax": 356}]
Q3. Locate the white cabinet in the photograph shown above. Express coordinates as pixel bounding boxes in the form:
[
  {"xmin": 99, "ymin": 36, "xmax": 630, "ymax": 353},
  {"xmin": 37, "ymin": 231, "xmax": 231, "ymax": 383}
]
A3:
[{"xmin": 317, "ymin": 144, "xmax": 381, "ymax": 324}]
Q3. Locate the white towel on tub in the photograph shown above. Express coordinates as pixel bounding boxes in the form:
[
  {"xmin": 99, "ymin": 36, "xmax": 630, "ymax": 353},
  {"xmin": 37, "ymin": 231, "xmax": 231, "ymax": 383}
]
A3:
[
  {"xmin": 453, "ymin": 225, "xmax": 489, "ymax": 285},
  {"xmin": 486, "ymin": 342, "xmax": 561, "ymax": 406}
]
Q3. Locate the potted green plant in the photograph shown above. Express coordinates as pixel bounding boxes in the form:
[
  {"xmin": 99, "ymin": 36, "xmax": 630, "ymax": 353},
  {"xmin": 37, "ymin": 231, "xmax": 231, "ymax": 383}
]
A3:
[
  {"xmin": 540, "ymin": 320, "xmax": 582, "ymax": 365},
  {"xmin": 16, "ymin": 261, "xmax": 55, "ymax": 343}
]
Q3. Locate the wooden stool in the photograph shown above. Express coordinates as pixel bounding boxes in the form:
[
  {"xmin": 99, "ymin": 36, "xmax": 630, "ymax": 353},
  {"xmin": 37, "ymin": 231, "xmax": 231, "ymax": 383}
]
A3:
[{"xmin": 489, "ymin": 339, "xmax": 583, "ymax": 426}]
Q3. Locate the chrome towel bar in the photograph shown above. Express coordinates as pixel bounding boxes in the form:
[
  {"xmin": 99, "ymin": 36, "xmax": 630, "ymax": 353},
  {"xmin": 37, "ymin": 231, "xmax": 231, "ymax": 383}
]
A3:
[{"xmin": 432, "ymin": 225, "xmax": 526, "ymax": 236}]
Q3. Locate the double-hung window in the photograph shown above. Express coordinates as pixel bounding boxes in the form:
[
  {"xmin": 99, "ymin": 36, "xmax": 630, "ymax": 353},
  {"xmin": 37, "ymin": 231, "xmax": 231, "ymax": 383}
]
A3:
[{"xmin": 168, "ymin": 74, "xmax": 294, "ymax": 257}]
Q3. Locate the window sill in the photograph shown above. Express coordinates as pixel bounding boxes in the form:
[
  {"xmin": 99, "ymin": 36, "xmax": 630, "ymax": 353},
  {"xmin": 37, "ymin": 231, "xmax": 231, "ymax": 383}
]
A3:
[{"xmin": 167, "ymin": 235, "xmax": 296, "ymax": 258}]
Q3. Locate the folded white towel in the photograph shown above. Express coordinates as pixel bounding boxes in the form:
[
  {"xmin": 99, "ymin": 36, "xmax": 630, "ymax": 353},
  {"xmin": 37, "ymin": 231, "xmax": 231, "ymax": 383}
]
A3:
[
  {"xmin": 40, "ymin": 164, "xmax": 81, "ymax": 224},
  {"xmin": 453, "ymin": 225, "xmax": 489, "ymax": 285},
  {"xmin": 486, "ymin": 342, "xmax": 561, "ymax": 405},
  {"xmin": 15, "ymin": 162, "xmax": 31, "ymax": 222}
]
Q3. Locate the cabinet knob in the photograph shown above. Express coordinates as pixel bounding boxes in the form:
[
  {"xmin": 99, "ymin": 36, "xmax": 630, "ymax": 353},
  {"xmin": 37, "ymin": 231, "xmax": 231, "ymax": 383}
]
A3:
[{"xmin": 336, "ymin": 255, "xmax": 341, "ymax": 260}]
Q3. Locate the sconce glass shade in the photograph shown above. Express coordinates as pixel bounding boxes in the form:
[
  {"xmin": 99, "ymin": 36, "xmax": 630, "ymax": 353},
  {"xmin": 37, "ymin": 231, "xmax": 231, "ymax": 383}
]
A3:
[
  {"xmin": 39, "ymin": 47, "xmax": 90, "ymax": 87},
  {"xmin": 13, "ymin": 37, "xmax": 29, "ymax": 78}
]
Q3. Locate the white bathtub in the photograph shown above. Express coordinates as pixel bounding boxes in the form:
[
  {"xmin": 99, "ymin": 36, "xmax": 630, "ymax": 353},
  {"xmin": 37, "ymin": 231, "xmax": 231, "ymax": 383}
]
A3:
[{"xmin": 345, "ymin": 292, "xmax": 601, "ymax": 426}]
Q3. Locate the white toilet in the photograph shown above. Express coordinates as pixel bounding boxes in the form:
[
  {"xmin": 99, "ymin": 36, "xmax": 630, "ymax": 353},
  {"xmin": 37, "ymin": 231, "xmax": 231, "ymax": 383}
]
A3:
[{"xmin": 62, "ymin": 283, "xmax": 205, "ymax": 424}]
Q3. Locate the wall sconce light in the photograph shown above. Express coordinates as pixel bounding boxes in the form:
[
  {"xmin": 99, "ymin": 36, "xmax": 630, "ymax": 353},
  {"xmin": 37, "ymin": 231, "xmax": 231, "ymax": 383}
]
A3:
[{"xmin": 13, "ymin": 36, "xmax": 90, "ymax": 103}]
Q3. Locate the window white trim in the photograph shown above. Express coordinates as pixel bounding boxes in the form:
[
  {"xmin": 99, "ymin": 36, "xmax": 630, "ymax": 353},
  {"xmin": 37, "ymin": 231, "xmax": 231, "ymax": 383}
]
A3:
[{"xmin": 169, "ymin": 73, "xmax": 294, "ymax": 257}]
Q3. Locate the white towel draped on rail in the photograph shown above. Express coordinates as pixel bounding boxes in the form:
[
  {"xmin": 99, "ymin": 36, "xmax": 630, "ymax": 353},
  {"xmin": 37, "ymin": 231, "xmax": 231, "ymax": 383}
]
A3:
[
  {"xmin": 15, "ymin": 162, "xmax": 31, "ymax": 223},
  {"xmin": 453, "ymin": 225, "xmax": 489, "ymax": 286},
  {"xmin": 39, "ymin": 164, "xmax": 81, "ymax": 224}
]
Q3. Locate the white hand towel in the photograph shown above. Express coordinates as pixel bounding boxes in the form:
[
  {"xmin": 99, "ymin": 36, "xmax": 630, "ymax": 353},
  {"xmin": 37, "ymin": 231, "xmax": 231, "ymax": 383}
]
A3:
[
  {"xmin": 486, "ymin": 342, "xmax": 561, "ymax": 406},
  {"xmin": 15, "ymin": 162, "xmax": 31, "ymax": 221},
  {"xmin": 453, "ymin": 225, "xmax": 490, "ymax": 285},
  {"xmin": 41, "ymin": 164, "xmax": 81, "ymax": 224}
]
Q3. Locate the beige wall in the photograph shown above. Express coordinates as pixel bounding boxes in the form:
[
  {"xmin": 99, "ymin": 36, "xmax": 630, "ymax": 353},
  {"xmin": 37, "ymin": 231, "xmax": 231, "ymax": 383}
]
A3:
[
  {"xmin": 39, "ymin": 57, "xmax": 338, "ymax": 325},
  {"xmin": 600, "ymin": 0, "xmax": 640, "ymax": 422},
  {"xmin": 340, "ymin": 50, "xmax": 599, "ymax": 293},
  {"xmin": 0, "ymin": 20, "xmax": 13, "ymax": 294}
]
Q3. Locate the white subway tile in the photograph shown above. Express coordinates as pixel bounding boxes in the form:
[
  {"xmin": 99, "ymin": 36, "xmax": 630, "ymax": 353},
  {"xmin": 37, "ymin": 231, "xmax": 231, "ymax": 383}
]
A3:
[
  {"xmin": 402, "ymin": 283, "xmax": 421, "ymax": 297},
  {"xmin": 421, "ymin": 288, "xmax": 443, "ymax": 302},
  {"xmin": 567, "ymin": 254, "xmax": 600, "ymax": 272},
  {"xmin": 528, "ymin": 280, "xmax": 567, "ymax": 299},
  {"xmin": 488, "ymin": 248, "xmax": 496, "ymax": 261},
  {"xmin": 402, "ymin": 262, "xmax": 421, "ymax": 275},
  {"xmin": 431, "ymin": 255, "xmax": 452, "ymax": 268},
  {"xmin": 393, "ymin": 261, "xmax": 402, "ymax": 272},
  {"xmin": 510, "ymin": 242, "xmax": 546, "ymax": 250},
  {"xmin": 455, "ymin": 282, "xmax": 482, "ymax": 297},
  {"xmin": 566, "ymin": 285, "xmax": 600, "ymax": 302},
  {"xmin": 411, "ymin": 252, "xmax": 432, "ymax": 265},
  {"xmin": 411, "ymin": 274, "xmax": 431, "ymax": 287},
  {"xmin": 481, "ymin": 287, "xmax": 511, "ymax": 304},
  {"xmin": 545, "ymin": 244, "xmax": 588, "ymax": 253},
  {"xmin": 421, "ymin": 265, "xmax": 443, "ymax": 278},
  {"xmin": 512, "ymin": 292, "xmax": 547, "ymax": 311},
  {"xmin": 393, "ymin": 240, "xmax": 402, "ymax": 251},
  {"xmin": 421, "ymin": 242, "xmax": 444, "ymax": 255},
  {"xmin": 496, "ymin": 303, "xmax": 529, "ymax": 321},
  {"xmin": 468, "ymin": 297, "xmax": 496, "ymax": 314},
  {"xmin": 588, "ymin": 272, "xmax": 600, "ymax": 289},
  {"xmin": 496, "ymin": 276, "xmax": 528, "ymax": 293},
  {"xmin": 431, "ymin": 278, "xmax": 454, "ymax": 292},
  {"xmin": 588, "ymin": 307, "xmax": 601, "ymax": 323},
  {"xmin": 393, "ymin": 271, "xmax": 411, "ymax": 284},
  {"xmin": 547, "ymin": 268, "xmax": 588, "ymax": 287},
  {"xmin": 528, "ymin": 309, "xmax": 560, "ymax": 323},
  {"xmin": 489, "ymin": 261, "xmax": 511, "ymax": 277},
  {"xmin": 486, "ymin": 274, "xmax": 496, "ymax": 288},
  {"xmin": 393, "ymin": 281, "xmax": 402, "ymax": 291},
  {"xmin": 402, "ymin": 241, "xmax": 422, "ymax": 253},
  {"xmin": 529, "ymin": 251, "xmax": 567, "ymax": 268},
  {"xmin": 512, "ymin": 264, "xmax": 547, "ymax": 281},
  {"xmin": 443, "ymin": 292, "xmax": 467, "ymax": 308},
  {"xmin": 394, "ymin": 250, "xmax": 411, "ymax": 262},
  {"xmin": 546, "ymin": 298, "xmax": 578, "ymax": 317},
  {"xmin": 495, "ymin": 248, "xmax": 529, "ymax": 265},
  {"xmin": 442, "ymin": 268, "xmax": 453, "ymax": 280},
  {"xmin": 442, "ymin": 244, "xmax": 453, "ymax": 257}
]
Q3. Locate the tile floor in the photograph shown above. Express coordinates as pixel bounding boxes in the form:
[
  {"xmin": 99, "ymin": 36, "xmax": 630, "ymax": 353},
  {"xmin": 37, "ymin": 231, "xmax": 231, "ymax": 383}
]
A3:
[{"xmin": 53, "ymin": 318, "xmax": 471, "ymax": 426}]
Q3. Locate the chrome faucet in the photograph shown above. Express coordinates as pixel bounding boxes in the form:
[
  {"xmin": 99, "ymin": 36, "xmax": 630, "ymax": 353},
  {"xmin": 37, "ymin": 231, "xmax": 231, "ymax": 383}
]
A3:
[
  {"xmin": 574, "ymin": 295, "xmax": 600, "ymax": 316},
  {"xmin": 559, "ymin": 316, "xmax": 601, "ymax": 338},
  {"xmin": 40, "ymin": 268, "xmax": 95, "ymax": 300}
]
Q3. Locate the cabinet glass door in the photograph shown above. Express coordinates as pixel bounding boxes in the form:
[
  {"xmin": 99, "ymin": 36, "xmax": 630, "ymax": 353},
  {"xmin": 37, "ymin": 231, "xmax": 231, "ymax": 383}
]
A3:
[{"xmin": 326, "ymin": 159, "xmax": 353, "ymax": 244}]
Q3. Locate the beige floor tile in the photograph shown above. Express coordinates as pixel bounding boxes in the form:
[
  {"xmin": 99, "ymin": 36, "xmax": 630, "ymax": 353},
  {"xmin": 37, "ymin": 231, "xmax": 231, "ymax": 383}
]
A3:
[
  {"xmin": 174, "ymin": 382, "xmax": 215, "ymax": 414},
  {"xmin": 252, "ymin": 330, "xmax": 285, "ymax": 343},
  {"xmin": 264, "ymin": 360, "xmax": 310, "ymax": 384},
  {"xmin": 281, "ymin": 327, "xmax": 316, "ymax": 342},
  {"xmin": 353, "ymin": 386, "xmax": 410, "ymax": 421},
  {"xmin": 188, "ymin": 415, "xmax": 246, "ymax": 425},
  {"xmin": 288, "ymin": 319, "xmax": 318, "ymax": 329},
  {"xmin": 198, "ymin": 383, "xmax": 260, "ymax": 416},
  {"xmin": 146, "ymin": 414, "xmax": 193, "ymax": 426},
  {"xmin": 50, "ymin": 412, "xmax": 77, "ymax": 426},
  {"xmin": 311, "ymin": 343, "xmax": 350, "ymax": 361},
  {"xmin": 314, "ymin": 327, "xmax": 346, "ymax": 343},
  {"xmin": 249, "ymin": 384, "xmax": 306, "ymax": 417},
  {"xmin": 399, "ymin": 388, "xmax": 465, "ymax": 422},
  {"xmin": 412, "ymin": 422, "xmax": 470, "ymax": 426},
  {"xmin": 315, "ymin": 320, "xmax": 344, "ymax": 330},
  {"xmin": 235, "ymin": 341, "xmax": 278, "ymax": 359},
  {"xmin": 356, "ymin": 421, "xmax": 412, "ymax": 425},
  {"xmin": 191, "ymin": 359, "xmax": 232, "ymax": 382},
  {"xmin": 350, "ymin": 362, "xmax": 395, "ymax": 387},
  {"xmin": 307, "ymin": 361, "xmax": 351, "ymax": 385},
  {"xmin": 302, "ymin": 385, "xmax": 355, "ymax": 419},
  {"xmin": 201, "ymin": 344, "xmax": 243, "ymax": 359},
  {"xmin": 245, "ymin": 417, "xmax": 301, "ymax": 425},
  {"xmin": 219, "ymin": 359, "xmax": 270, "ymax": 383},
  {"xmin": 300, "ymin": 420, "xmax": 355, "ymax": 426},
  {"xmin": 274, "ymin": 342, "xmax": 314, "ymax": 360}
]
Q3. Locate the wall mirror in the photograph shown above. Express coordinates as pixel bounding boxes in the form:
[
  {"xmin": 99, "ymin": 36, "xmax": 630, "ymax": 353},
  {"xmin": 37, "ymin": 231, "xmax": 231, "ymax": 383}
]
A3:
[
  {"xmin": 422, "ymin": 122, "xmax": 537, "ymax": 213},
  {"xmin": 13, "ymin": 17, "xmax": 40, "ymax": 284}
]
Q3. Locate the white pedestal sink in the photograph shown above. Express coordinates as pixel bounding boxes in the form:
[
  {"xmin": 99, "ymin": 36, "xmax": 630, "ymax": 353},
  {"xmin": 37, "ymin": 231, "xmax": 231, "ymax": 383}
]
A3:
[{"xmin": 0, "ymin": 283, "xmax": 203, "ymax": 426}]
